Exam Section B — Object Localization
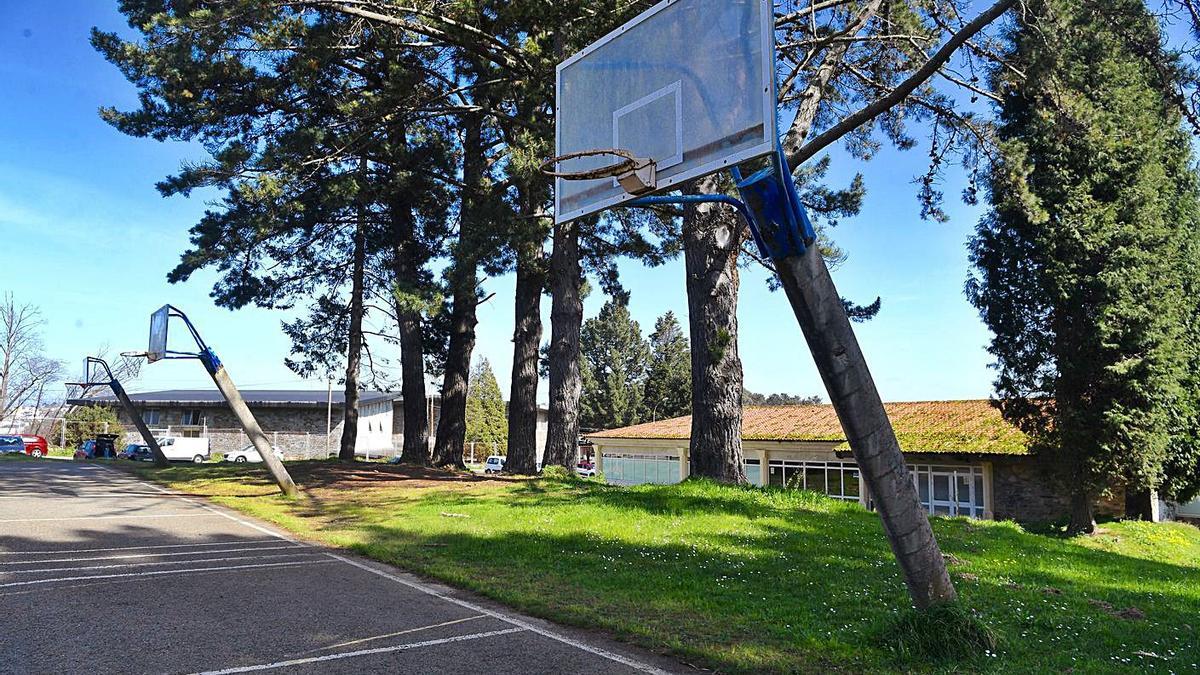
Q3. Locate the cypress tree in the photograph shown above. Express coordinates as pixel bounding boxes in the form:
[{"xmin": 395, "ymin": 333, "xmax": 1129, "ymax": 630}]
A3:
[{"xmin": 967, "ymin": 0, "xmax": 1200, "ymax": 533}]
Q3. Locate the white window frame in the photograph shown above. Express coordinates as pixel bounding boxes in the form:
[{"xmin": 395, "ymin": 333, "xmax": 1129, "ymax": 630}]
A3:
[
  {"xmin": 909, "ymin": 464, "xmax": 986, "ymax": 519},
  {"xmin": 767, "ymin": 459, "xmax": 862, "ymax": 501}
]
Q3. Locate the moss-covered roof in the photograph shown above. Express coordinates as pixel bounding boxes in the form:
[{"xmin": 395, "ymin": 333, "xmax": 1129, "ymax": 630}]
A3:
[{"xmin": 587, "ymin": 400, "xmax": 1030, "ymax": 455}]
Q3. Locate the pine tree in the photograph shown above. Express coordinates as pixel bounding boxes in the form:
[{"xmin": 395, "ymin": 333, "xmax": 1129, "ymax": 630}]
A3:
[
  {"xmin": 579, "ymin": 300, "xmax": 651, "ymax": 431},
  {"xmin": 642, "ymin": 311, "xmax": 691, "ymax": 422},
  {"xmin": 967, "ymin": 0, "xmax": 1200, "ymax": 533},
  {"xmin": 464, "ymin": 357, "xmax": 507, "ymax": 452}
]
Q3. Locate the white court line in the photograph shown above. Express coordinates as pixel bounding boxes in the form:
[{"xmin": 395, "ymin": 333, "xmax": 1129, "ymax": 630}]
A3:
[
  {"xmin": 0, "ymin": 539, "xmax": 280, "ymax": 556},
  {"xmin": 326, "ymin": 553, "xmax": 674, "ymax": 675},
  {"xmin": 0, "ymin": 559, "xmax": 332, "ymax": 588},
  {"xmin": 0, "ymin": 513, "xmax": 219, "ymax": 523},
  {"xmin": 305, "ymin": 614, "xmax": 487, "ymax": 653},
  {"xmin": 2, "ymin": 551, "xmax": 320, "ymax": 575},
  {"xmin": 191, "ymin": 627, "xmax": 526, "ymax": 675},
  {"xmin": 106, "ymin": 468, "xmax": 674, "ymax": 675},
  {"xmin": 0, "ymin": 491, "xmax": 175, "ymax": 498},
  {"xmin": 0, "ymin": 544, "xmax": 305, "ymax": 565}
]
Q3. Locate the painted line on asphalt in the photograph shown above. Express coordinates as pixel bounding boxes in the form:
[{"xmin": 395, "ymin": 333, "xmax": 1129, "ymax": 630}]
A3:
[
  {"xmin": 0, "ymin": 491, "xmax": 176, "ymax": 499},
  {"xmin": 0, "ymin": 544, "xmax": 306, "ymax": 565},
  {"xmin": 190, "ymin": 627, "xmax": 527, "ymax": 674},
  {"xmin": 326, "ymin": 553, "xmax": 675, "ymax": 675},
  {"xmin": 0, "ymin": 513, "xmax": 220, "ymax": 523},
  {"xmin": 0, "ymin": 559, "xmax": 333, "ymax": 588},
  {"xmin": 303, "ymin": 614, "xmax": 488, "ymax": 653},
  {"xmin": 0, "ymin": 539, "xmax": 281, "ymax": 556},
  {"xmin": 113, "ymin": 471, "xmax": 301, "ymax": 544},
  {"xmin": 112, "ymin": 467, "xmax": 675, "ymax": 675},
  {"xmin": 1, "ymin": 551, "xmax": 321, "ymax": 575}
]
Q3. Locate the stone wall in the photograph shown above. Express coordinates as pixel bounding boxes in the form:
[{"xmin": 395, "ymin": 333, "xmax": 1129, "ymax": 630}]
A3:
[
  {"xmin": 114, "ymin": 403, "xmax": 350, "ymax": 459},
  {"xmin": 991, "ymin": 455, "xmax": 1124, "ymax": 523}
]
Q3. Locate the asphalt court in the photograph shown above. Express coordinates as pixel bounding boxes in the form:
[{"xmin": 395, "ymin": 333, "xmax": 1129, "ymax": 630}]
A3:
[{"xmin": 0, "ymin": 460, "xmax": 682, "ymax": 674}]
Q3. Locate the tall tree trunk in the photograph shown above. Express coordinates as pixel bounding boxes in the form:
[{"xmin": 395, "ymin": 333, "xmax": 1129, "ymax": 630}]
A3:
[
  {"xmin": 683, "ymin": 177, "xmax": 747, "ymax": 483},
  {"xmin": 1067, "ymin": 489, "xmax": 1097, "ymax": 535},
  {"xmin": 395, "ymin": 296, "xmax": 429, "ymax": 464},
  {"xmin": 432, "ymin": 112, "xmax": 484, "ymax": 469},
  {"xmin": 544, "ymin": 219, "xmax": 583, "ymax": 469},
  {"xmin": 387, "ymin": 133, "xmax": 430, "ymax": 466},
  {"xmin": 338, "ymin": 211, "xmax": 367, "ymax": 463},
  {"xmin": 431, "ymin": 275, "xmax": 477, "ymax": 468},
  {"xmin": 506, "ymin": 233, "xmax": 544, "ymax": 474},
  {"xmin": 775, "ymin": 244, "xmax": 956, "ymax": 609}
]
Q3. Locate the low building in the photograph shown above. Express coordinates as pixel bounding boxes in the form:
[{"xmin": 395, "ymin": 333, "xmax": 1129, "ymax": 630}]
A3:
[
  {"xmin": 74, "ymin": 389, "xmax": 549, "ymax": 461},
  {"xmin": 587, "ymin": 400, "xmax": 1127, "ymax": 523}
]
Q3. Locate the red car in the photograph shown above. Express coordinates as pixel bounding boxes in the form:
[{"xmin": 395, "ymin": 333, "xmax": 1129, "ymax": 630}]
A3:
[{"xmin": 20, "ymin": 435, "xmax": 48, "ymax": 458}]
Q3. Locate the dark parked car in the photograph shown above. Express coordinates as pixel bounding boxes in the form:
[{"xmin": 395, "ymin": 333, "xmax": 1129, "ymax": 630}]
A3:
[
  {"xmin": 75, "ymin": 434, "xmax": 120, "ymax": 459},
  {"xmin": 118, "ymin": 444, "xmax": 148, "ymax": 460},
  {"xmin": 0, "ymin": 435, "xmax": 26, "ymax": 455},
  {"xmin": 20, "ymin": 435, "xmax": 48, "ymax": 458}
]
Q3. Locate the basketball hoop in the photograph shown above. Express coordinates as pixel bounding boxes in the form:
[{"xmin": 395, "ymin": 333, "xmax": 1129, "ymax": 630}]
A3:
[
  {"xmin": 541, "ymin": 149, "xmax": 658, "ymax": 196},
  {"xmin": 120, "ymin": 350, "xmax": 152, "ymax": 360}
]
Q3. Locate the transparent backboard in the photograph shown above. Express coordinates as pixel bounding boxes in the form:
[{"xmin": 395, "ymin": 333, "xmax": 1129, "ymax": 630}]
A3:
[
  {"xmin": 148, "ymin": 305, "xmax": 169, "ymax": 363},
  {"xmin": 555, "ymin": 0, "xmax": 775, "ymax": 224}
]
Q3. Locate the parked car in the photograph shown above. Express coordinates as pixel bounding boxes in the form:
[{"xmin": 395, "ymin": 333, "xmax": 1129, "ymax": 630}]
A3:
[
  {"xmin": 483, "ymin": 455, "xmax": 505, "ymax": 474},
  {"xmin": 119, "ymin": 444, "xmax": 153, "ymax": 461},
  {"xmin": 0, "ymin": 435, "xmax": 26, "ymax": 455},
  {"xmin": 156, "ymin": 436, "xmax": 210, "ymax": 463},
  {"xmin": 223, "ymin": 444, "xmax": 283, "ymax": 464},
  {"xmin": 575, "ymin": 461, "xmax": 597, "ymax": 477},
  {"xmin": 19, "ymin": 435, "xmax": 48, "ymax": 458},
  {"xmin": 76, "ymin": 434, "xmax": 120, "ymax": 460}
]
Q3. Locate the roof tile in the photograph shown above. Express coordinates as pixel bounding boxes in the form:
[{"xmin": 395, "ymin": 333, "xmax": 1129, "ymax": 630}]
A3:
[{"xmin": 587, "ymin": 400, "xmax": 1029, "ymax": 455}]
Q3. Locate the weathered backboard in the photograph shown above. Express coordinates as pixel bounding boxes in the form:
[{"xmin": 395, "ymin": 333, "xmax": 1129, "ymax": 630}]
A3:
[
  {"xmin": 148, "ymin": 305, "xmax": 170, "ymax": 363},
  {"xmin": 554, "ymin": 0, "xmax": 776, "ymax": 224}
]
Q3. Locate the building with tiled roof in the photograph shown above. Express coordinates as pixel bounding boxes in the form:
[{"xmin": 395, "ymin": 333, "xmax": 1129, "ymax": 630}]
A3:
[{"xmin": 587, "ymin": 400, "xmax": 1086, "ymax": 523}]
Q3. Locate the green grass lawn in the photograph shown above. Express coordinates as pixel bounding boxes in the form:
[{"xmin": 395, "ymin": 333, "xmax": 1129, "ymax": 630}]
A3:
[{"xmin": 117, "ymin": 461, "xmax": 1199, "ymax": 673}]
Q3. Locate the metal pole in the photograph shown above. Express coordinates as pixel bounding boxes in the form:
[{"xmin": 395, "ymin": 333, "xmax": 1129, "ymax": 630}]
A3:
[
  {"xmin": 326, "ymin": 378, "xmax": 333, "ymax": 459},
  {"xmin": 774, "ymin": 245, "xmax": 954, "ymax": 607},
  {"xmin": 110, "ymin": 380, "xmax": 170, "ymax": 466},
  {"xmin": 203, "ymin": 354, "xmax": 297, "ymax": 497}
]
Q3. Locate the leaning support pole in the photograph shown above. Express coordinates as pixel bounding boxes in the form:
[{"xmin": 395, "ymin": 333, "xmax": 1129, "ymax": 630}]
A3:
[
  {"xmin": 201, "ymin": 352, "xmax": 298, "ymax": 498},
  {"xmin": 775, "ymin": 245, "xmax": 956, "ymax": 609},
  {"xmin": 110, "ymin": 380, "xmax": 169, "ymax": 467}
]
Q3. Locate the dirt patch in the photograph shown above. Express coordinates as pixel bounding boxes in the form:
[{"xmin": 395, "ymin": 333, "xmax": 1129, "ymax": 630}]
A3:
[
  {"xmin": 287, "ymin": 462, "xmax": 521, "ymax": 491},
  {"xmin": 1114, "ymin": 607, "xmax": 1146, "ymax": 621}
]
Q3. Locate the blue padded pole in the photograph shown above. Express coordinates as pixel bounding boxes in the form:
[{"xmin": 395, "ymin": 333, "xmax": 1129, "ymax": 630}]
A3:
[{"xmin": 622, "ymin": 193, "xmax": 757, "ymax": 231}]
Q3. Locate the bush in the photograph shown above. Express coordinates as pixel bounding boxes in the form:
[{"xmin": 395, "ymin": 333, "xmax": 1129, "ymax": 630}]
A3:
[
  {"xmin": 540, "ymin": 465, "xmax": 579, "ymax": 482},
  {"xmin": 874, "ymin": 602, "xmax": 999, "ymax": 664},
  {"xmin": 59, "ymin": 405, "xmax": 125, "ymax": 451}
]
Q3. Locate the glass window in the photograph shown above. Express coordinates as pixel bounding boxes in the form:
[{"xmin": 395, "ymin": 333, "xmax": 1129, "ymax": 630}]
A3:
[
  {"xmin": 844, "ymin": 468, "xmax": 860, "ymax": 498},
  {"xmin": 142, "ymin": 410, "xmax": 160, "ymax": 426},
  {"xmin": 933, "ymin": 474, "xmax": 951, "ymax": 501},
  {"xmin": 768, "ymin": 463, "xmax": 784, "ymax": 486},
  {"xmin": 743, "ymin": 459, "xmax": 761, "ymax": 485},
  {"xmin": 804, "ymin": 466, "xmax": 826, "ymax": 493}
]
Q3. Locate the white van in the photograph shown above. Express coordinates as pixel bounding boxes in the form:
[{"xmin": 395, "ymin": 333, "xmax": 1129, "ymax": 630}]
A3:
[
  {"xmin": 483, "ymin": 455, "xmax": 505, "ymax": 474},
  {"xmin": 156, "ymin": 436, "xmax": 211, "ymax": 463}
]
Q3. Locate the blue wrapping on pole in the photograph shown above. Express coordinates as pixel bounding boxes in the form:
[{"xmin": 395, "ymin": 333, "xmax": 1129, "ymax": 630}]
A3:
[{"xmin": 618, "ymin": 145, "xmax": 815, "ymax": 262}]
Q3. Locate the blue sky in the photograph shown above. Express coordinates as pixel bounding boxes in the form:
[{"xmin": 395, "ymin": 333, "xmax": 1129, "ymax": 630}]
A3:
[{"xmin": 0, "ymin": 2, "xmax": 995, "ymax": 404}]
